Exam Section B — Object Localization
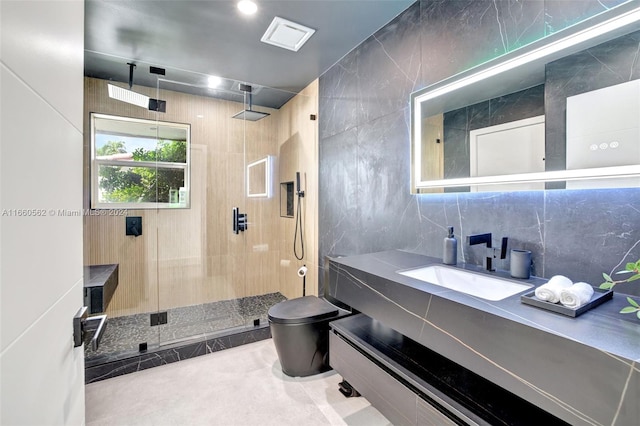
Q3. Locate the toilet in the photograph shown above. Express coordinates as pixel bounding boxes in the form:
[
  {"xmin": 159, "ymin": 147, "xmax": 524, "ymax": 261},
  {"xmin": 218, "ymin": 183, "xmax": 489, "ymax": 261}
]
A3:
[{"xmin": 268, "ymin": 295, "xmax": 349, "ymax": 377}]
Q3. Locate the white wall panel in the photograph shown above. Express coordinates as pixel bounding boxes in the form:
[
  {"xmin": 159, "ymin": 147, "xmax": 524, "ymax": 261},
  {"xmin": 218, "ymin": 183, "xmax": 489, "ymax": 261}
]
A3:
[
  {"xmin": 0, "ymin": 0, "xmax": 84, "ymax": 131},
  {"xmin": 0, "ymin": 67, "xmax": 83, "ymax": 350},
  {"xmin": 0, "ymin": 280, "xmax": 85, "ymax": 425},
  {"xmin": 0, "ymin": 0, "xmax": 85, "ymax": 424}
]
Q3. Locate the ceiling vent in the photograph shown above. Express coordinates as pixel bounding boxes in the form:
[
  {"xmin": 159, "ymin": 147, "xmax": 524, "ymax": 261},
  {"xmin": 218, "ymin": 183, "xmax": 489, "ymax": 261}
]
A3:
[{"xmin": 260, "ymin": 17, "xmax": 316, "ymax": 52}]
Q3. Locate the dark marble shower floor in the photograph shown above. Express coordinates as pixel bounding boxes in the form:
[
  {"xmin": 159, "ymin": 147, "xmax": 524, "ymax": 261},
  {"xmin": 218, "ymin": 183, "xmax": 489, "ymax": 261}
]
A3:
[{"xmin": 85, "ymin": 292, "xmax": 286, "ymax": 362}]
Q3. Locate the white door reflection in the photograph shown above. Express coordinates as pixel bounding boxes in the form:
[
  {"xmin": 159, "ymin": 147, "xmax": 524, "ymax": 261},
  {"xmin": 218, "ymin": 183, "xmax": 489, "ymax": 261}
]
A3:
[{"xmin": 470, "ymin": 116, "xmax": 546, "ymax": 192}]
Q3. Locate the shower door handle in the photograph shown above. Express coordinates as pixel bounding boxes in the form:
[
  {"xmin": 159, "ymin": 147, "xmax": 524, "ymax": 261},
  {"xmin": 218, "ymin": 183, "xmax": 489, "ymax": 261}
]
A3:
[
  {"xmin": 232, "ymin": 207, "xmax": 247, "ymax": 234},
  {"xmin": 73, "ymin": 306, "xmax": 107, "ymax": 351}
]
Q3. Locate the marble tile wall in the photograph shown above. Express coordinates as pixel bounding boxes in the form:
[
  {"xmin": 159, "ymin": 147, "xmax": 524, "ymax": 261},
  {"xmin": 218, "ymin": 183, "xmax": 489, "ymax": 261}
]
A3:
[{"xmin": 319, "ymin": 0, "xmax": 640, "ymax": 296}]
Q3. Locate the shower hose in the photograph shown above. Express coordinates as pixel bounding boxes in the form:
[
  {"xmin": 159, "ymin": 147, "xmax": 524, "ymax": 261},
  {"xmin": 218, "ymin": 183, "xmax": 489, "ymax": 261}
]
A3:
[{"xmin": 294, "ymin": 192, "xmax": 304, "ymax": 261}]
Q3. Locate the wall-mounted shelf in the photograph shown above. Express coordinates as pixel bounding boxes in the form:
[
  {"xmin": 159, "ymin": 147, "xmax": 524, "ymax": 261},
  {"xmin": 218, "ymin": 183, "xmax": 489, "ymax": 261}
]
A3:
[{"xmin": 84, "ymin": 264, "xmax": 119, "ymax": 314}]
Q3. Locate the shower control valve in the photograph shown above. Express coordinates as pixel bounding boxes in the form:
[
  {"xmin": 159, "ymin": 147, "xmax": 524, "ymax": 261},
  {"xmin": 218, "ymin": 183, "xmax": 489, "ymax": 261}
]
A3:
[{"xmin": 232, "ymin": 207, "xmax": 247, "ymax": 234}]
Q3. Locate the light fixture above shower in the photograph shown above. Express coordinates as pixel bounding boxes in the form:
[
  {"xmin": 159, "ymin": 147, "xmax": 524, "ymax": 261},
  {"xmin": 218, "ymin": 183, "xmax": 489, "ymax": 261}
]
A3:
[
  {"xmin": 232, "ymin": 84, "xmax": 270, "ymax": 121},
  {"xmin": 107, "ymin": 63, "xmax": 167, "ymax": 112}
]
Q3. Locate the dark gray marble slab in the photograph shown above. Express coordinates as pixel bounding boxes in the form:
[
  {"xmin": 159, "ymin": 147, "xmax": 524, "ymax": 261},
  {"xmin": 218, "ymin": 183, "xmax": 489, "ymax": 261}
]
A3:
[
  {"xmin": 328, "ymin": 251, "xmax": 640, "ymax": 426},
  {"xmin": 357, "ymin": 2, "xmax": 422, "ymax": 125},
  {"xmin": 545, "ymin": 0, "xmax": 630, "ymax": 35},
  {"xmin": 85, "ymin": 325, "xmax": 271, "ymax": 384},
  {"xmin": 318, "ymin": 0, "xmax": 640, "ymax": 300}
]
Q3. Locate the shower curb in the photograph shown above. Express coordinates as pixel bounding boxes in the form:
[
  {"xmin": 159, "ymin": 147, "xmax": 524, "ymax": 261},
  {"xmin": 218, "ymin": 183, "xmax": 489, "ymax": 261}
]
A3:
[{"xmin": 85, "ymin": 325, "xmax": 272, "ymax": 383}]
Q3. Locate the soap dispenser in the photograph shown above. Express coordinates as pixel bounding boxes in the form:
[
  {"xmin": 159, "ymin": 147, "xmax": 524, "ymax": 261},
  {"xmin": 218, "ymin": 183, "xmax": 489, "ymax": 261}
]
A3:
[{"xmin": 443, "ymin": 226, "xmax": 457, "ymax": 265}]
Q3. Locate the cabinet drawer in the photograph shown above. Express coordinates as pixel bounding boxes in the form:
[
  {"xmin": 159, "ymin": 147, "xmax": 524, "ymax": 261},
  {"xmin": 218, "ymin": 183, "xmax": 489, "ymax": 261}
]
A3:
[
  {"xmin": 331, "ymin": 331, "xmax": 458, "ymax": 426},
  {"xmin": 330, "ymin": 331, "xmax": 417, "ymax": 425}
]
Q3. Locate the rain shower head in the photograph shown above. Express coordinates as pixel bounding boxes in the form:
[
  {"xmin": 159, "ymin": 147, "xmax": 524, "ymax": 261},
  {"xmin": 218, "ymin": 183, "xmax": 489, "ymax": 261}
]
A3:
[
  {"xmin": 108, "ymin": 63, "xmax": 167, "ymax": 112},
  {"xmin": 232, "ymin": 109, "xmax": 270, "ymax": 121},
  {"xmin": 232, "ymin": 84, "xmax": 270, "ymax": 121}
]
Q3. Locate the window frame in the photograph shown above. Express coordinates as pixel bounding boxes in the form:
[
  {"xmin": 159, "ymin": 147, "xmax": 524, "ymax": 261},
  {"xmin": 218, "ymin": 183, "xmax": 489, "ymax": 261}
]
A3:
[{"xmin": 90, "ymin": 113, "xmax": 191, "ymax": 209}]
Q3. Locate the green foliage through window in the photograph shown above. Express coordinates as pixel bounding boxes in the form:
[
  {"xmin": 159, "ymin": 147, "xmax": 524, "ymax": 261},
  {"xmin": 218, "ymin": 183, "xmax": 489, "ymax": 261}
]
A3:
[
  {"xmin": 91, "ymin": 114, "xmax": 190, "ymax": 208},
  {"xmin": 98, "ymin": 164, "xmax": 184, "ymax": 203}
]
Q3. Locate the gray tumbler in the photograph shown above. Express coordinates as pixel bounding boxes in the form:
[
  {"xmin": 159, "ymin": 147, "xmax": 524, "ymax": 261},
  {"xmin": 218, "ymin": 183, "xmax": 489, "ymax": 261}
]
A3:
[{"xmin": 510, "ymin": 249, "xmax": 532, "ymax": 279}]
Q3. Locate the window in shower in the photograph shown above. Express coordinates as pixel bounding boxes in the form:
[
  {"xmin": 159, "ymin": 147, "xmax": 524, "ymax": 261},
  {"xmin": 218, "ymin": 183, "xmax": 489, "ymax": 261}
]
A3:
[{"xmin": 90, "ymin": 113, "xmax": 191, "ymax": 209}]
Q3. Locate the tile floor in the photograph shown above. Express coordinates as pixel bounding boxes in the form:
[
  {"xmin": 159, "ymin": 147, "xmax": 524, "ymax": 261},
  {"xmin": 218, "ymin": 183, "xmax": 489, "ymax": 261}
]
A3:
[{"xmin": 85, "ymin": 338, "xmax": 391, "ymax": 426}]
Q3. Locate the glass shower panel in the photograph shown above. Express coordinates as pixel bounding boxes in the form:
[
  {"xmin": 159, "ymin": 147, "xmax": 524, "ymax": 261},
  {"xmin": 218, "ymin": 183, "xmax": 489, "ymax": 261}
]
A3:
[
  {"xmin": 84, "ymin": 80, "xmax": 163, "ymax": 362},
  {"xmin": 154, "ymin": 74, "xmax": 252, "ymax": 346},
  {"xmin": 84, "ymin": 67, "xmax": 316, "ymax": 366}
]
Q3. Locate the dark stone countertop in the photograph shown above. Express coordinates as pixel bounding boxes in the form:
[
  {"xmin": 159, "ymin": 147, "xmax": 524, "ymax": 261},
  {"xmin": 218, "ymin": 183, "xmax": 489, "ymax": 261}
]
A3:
[{"xmin": 327, "ymin": 250, "xmax": 640, "ymax": 426}]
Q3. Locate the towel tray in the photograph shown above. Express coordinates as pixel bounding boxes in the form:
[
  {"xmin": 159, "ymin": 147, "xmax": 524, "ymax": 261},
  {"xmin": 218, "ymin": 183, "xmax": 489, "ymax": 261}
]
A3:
[{"xmin": 520, "ymin": 287, "xmax": 613, "ymax": 317}]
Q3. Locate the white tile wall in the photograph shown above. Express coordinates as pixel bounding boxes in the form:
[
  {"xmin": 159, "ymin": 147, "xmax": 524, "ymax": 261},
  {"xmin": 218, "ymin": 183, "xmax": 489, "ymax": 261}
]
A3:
[{"xmin": 0, "ymin": 0, "xmax": 85, "ymax": 424}]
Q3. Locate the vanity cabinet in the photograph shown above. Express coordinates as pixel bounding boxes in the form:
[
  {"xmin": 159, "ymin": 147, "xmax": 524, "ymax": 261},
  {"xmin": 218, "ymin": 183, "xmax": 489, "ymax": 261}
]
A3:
[
  {"xmin": 330, "ymin": 316, "xmax": 461, "ymax": 425},
  {"xmin": 329, "ymin": 314, "xmax": 564, "ymax": 425},
  {"xmin": 326, "ymin": 251, "xmax": 640, "ymax": 426}
]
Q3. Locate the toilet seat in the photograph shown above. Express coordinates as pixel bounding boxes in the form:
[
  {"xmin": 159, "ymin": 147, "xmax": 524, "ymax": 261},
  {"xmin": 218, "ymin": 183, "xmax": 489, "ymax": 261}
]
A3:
[{"xmin": 268, "ymin": 296, "xmax": 339, "ymax": 325}]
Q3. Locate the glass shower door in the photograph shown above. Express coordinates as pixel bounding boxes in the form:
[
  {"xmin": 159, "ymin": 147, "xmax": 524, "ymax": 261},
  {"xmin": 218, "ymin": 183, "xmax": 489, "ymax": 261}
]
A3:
[
  {"xmin": 85, "ymin": 66, "xmax": 315, "ymax": 367},
  {"xmin": 153, "ymin": 74, "xmax": 250, "ymax": 347},
  {"xmin": 85, "ymin": 81, "xmax": 165, "ymax": 361}
]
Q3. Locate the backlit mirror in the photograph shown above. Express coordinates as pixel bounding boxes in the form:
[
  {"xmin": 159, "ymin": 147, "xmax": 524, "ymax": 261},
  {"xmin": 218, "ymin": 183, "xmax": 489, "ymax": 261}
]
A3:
[
  {"xmin": 411, "ymin": 2, "xmax": 640, "ymax": 194},
  {"xmin": 247, "ymin": 156, "xmax": 272, "ymax": 198}
]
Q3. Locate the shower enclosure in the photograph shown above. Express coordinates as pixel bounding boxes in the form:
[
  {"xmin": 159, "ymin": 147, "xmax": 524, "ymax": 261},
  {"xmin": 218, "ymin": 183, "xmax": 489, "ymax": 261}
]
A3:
[{"xmin": 83, "ymin": 67, "xmax": 317, "ymax": 377}]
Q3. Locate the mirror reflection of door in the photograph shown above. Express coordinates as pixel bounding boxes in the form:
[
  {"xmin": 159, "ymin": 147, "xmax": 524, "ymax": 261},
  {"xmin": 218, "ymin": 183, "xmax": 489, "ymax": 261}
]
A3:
[{"xmin": 470, "ymin": 116, "xmax": 545, "ymax": 192}]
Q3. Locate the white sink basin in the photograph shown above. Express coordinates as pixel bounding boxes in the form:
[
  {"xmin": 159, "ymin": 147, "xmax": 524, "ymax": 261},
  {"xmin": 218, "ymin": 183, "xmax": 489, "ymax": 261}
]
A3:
[{"xmin": 398, "ymin": 265, "xmax": 532, "ymax": 301}]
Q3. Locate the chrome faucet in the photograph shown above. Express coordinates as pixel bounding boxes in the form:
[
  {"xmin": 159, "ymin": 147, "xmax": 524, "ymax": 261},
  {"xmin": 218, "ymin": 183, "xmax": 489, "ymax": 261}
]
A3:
[{"xmin": 466, "ymin": 233, "xmax": 508, "ymax": 271}]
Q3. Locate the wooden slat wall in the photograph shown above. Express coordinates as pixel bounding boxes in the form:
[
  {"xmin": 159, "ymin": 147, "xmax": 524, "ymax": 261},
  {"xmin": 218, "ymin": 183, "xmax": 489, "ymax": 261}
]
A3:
[
  {"xmin": 275, "ymin": 81, "xmax": 319, "ymax": 299},
  {"xmin": 84, "ymin": 77, "xmax": 319, "ymax": 317}
]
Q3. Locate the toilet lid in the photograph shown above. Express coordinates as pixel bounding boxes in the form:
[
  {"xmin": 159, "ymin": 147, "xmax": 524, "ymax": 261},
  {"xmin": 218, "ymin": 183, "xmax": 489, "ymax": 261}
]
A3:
[{"xmin": 268, "ymin": 296, "xmax": 339, "ymax": 324}]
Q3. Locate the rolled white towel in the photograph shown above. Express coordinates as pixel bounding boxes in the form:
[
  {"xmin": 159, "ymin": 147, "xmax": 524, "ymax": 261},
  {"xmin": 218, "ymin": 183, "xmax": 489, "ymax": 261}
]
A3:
[
  {"xmin": 534, "ymin": 275, "xmax": 573, "ymax": 303},
  {"xmin": 560, "ymin": 282, "xmax": 595, "ymax": 309}
]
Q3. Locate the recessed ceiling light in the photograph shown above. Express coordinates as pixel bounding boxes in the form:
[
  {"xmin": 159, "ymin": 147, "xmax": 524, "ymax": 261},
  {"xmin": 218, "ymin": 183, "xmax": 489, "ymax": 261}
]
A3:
[
  {"xmin": 261, "ymin": 17, "xmax": 316, "ymax": 52},
  {"xmin": 208, "ymin": 76, "xmax": 222, "ymax": 88},
  {"xmin": 237, "ymin": 0, "xmax": 257, "ymax": 15}
]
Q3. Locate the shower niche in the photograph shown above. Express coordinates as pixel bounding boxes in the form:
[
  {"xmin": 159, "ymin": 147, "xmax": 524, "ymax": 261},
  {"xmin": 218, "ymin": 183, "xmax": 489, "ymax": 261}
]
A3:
[{"xmin": 280, "ymin": 181, "xmax": 294, "ymax": 217}]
